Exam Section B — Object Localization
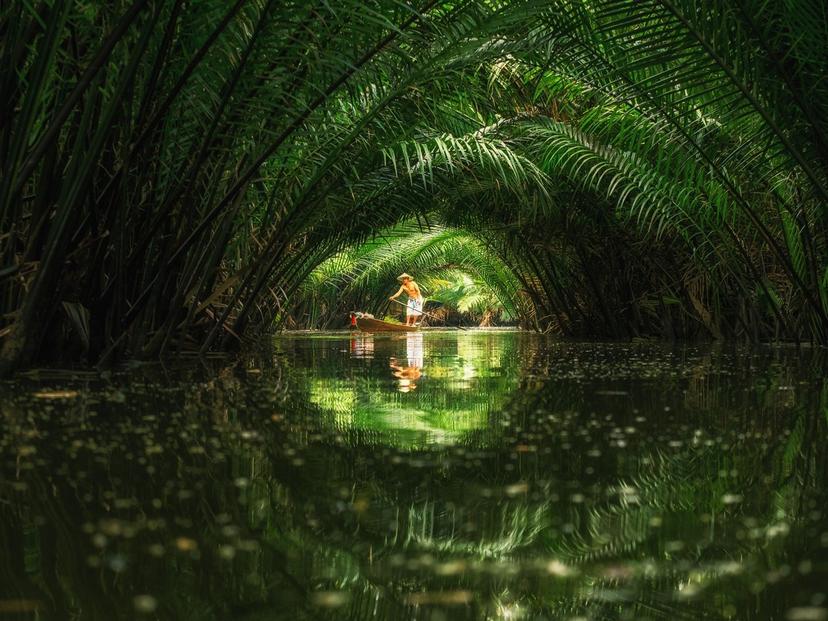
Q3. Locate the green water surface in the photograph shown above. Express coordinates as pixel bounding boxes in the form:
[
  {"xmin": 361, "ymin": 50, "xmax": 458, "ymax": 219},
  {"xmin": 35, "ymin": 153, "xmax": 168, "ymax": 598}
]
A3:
[{"xmin": 1, "ymin": 331, "xmax": 827, "ymax": 620}]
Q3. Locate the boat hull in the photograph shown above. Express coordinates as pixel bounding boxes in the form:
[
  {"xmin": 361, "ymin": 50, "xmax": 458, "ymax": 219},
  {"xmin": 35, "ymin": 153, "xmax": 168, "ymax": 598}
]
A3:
[{"xmin": 355, "ymin": 317, "xmax": 419, "ymax": 332}]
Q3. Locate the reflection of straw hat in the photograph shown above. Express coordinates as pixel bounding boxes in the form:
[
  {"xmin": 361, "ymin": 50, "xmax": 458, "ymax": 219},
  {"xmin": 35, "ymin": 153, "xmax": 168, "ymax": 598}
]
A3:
[{"xmin": 397, "ymin": 273, "xmax": 412, "ymax": 281}]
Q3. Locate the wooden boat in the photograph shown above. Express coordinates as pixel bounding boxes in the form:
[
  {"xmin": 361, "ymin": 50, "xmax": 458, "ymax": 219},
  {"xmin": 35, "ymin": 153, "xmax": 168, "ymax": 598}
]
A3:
[{"xmin": 354, "ymin": 316, "xmax": 420, "ymax": 332}]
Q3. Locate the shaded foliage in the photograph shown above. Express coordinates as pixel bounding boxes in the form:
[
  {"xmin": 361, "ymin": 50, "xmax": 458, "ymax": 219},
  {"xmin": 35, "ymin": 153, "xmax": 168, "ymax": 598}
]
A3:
[
  {"xmin": 2, "ymin": 0, "xmax": 828, "ymax": 371},
  {"xmin": 291, "ymin": 223, "xmax": 528, "ymax": 328}
]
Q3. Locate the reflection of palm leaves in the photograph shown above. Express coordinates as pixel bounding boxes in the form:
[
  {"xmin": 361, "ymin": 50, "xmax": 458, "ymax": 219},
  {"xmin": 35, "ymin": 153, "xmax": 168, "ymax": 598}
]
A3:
[
  {"xmin": 4, "ymin": 358, "xmax": 827, "ymax": 620},
  {"xmin": 304, "ymin": 373, "xmax": 507, "ymax": 448},
  {"xmin": 404, "ymin": 500, "xmax": 551, "ymax": 558}
]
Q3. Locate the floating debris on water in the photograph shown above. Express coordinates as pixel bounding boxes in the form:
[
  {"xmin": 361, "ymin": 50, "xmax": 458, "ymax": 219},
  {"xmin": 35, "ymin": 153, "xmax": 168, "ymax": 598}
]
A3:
[
  {"xmin": 311, "ymin": 591, "xmax": 351, "ymax": 608},
  {"xmin": 786, "ymin": 608, "xmax": 828, "ymax": 621},
  {"xmin": 404, "ymin": 591, "xmax": 473, "ymax": 606},
  {"xmin": 133, "ymin": 595, "xmax": 158, "ymax": 613},
  {"xmin": 31, "ymin": 390, "xmax": 79, "ymax": 399},
  {"xmin": 1, "ymin": 337, "xmax": 827, "ymax": 619}
]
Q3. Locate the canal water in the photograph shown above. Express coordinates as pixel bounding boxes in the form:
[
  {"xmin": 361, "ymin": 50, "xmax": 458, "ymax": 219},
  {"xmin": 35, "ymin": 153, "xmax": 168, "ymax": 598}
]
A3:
[{"xmin": 1, "ymin": 331, "xmax": 827, "ymax": 620}]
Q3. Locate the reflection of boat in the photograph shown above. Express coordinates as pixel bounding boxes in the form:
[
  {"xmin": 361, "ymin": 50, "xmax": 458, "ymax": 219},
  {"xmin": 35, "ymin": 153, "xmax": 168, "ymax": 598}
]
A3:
[
  {"xmin": 354, "ymin": 316, "xmax": 419, "ymax": 333},
  {"xmin": 349, "ymin": 334, "xmax": 374, "ymax": 358}
]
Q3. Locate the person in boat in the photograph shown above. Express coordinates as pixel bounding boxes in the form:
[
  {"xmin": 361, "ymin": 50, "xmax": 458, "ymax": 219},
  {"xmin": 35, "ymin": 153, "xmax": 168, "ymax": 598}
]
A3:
[{"xmin": 389, "ymin": 273, "xmax": 423, "ymax": 326}]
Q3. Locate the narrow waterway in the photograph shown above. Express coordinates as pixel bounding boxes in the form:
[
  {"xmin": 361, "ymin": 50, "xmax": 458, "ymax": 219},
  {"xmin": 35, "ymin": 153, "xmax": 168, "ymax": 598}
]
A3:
[{"xmin": 1, "ymin": 331, "xmax": 827, "ymax": 620}]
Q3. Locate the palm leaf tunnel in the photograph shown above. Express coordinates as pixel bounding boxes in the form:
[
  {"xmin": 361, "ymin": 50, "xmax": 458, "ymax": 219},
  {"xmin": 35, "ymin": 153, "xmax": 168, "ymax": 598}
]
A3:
[{"xmin": 1, "ymin": 0, "xmax": 827, "ymax": 370}]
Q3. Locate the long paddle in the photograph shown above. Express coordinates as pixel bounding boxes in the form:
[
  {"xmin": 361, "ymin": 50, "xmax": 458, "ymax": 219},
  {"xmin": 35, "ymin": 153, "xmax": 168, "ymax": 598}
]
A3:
[{"xmin": 388, "ymin": 298, "xmax": 468, "ymax": 330}]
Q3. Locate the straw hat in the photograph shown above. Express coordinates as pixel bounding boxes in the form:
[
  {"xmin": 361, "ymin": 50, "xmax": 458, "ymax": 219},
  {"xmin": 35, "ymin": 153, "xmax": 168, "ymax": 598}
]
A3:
[{"xmin": 397, "ymin": 273, "xmax": 412, "ymax": 281}]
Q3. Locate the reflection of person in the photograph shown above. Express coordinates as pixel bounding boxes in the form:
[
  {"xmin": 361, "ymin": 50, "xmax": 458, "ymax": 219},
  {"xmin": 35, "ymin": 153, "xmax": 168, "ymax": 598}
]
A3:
[
  {"xmin": 406, "ymin": 332, "xmax": 424, "ymax": 368},
  {"xmin": 389, "ymin": 332, "xmax": 424, "ymax": 392},
  {"xmin": 389, "ymin": 357, "xmax": 422, "ymax": 392},
  {"xmin": 389, "ymin": 273, "xmax": 423, "ymax": 326}
]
